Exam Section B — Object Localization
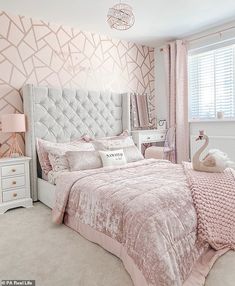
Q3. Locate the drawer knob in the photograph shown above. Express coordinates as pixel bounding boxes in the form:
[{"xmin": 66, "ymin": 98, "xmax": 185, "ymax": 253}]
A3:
[
  {"xmin": 147, "ymin": 136, "xmax": 151, "ymax": 139},
  {"xmin": 12, "ymin": 181, "xmax": 16, "ymax": 185},
  {"xmin": 13, "ymin": 193, "xmax": 17, "ymax": 197},
  {"xmin": 12, "ymin": 169, "xmax": 16, "ymax": 172}
]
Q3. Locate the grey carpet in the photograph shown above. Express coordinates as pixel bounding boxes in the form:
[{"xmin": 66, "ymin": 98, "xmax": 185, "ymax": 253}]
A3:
[{"xmin": 0, "ymin": 203, "xmax": 234, "ymax": 286}]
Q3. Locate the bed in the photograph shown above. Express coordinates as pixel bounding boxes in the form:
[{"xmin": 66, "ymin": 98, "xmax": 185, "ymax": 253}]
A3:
[
  {"xmin": 23, "ymin": 84, "xmax": 234, "ymax": 286},
  {"xmin": 23, "ymin": 84, "xmax": 130, "ymax": 206}
]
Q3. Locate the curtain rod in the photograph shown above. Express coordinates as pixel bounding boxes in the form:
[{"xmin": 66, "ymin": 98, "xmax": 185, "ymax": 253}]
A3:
[
  {"xmin": 187, "ymin": 24, "xmax": 235, "ymax": 43},
  {"xmin": 160, "ymin": 24, "xmax": 235, "ymax": 51}
]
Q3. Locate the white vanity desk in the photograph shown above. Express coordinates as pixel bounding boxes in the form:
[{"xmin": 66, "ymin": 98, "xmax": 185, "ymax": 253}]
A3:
[{"xmin": 131, "ymin": 129, "xmax": 167, "ymax": 150}]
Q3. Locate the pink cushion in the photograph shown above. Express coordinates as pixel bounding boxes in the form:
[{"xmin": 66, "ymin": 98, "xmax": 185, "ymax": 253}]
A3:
[
  {"xmin": 145, "ymin": 146, "xmax": 164, "ymax": 159},
  {"xmin": 66, "ymin": 151, "xmax": 102, "ymax": 171},
  {"xmin": 36, "ymin": 136, "xmax": 94, "ymax": 175}
]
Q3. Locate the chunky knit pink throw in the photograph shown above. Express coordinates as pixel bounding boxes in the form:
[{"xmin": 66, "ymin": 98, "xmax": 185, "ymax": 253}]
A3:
[{"xmin": 183, "ymin": 162, "xmax": 235, "ymax": 250}]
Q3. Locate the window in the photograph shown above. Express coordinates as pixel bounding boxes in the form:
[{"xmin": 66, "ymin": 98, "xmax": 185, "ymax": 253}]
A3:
[{"xmin": 188, "ymin": 44, "xmax": 235, "ymax": 120}]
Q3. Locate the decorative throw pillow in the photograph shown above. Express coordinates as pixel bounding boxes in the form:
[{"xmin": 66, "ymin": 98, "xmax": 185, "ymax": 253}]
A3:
[
  {"xmin": 66, "ymin": 151, "xmax": 102, "ymax": 171},
  {"xmin": 36, "ymin": 138, "xmax": 54, "ymax": 175},
  {"xmin": 92, "ymin": 136, "xmax": 143, "ymax": 163},
  {"xmin": 46, "ymin": 142, "xmax": 95, "ymax": 172},
  {"xmin": 92, "ymin": 136, "xmax": 135, "ymax": 151},
  {"xmin": 99, "ymin": 149, "xmax": 127, "ymax": 167},
  {"xmin": 48, "ymin": 152, "xmax": 69, "ymax": 172},
  {"xmin": 121, "ymin": 145, "xmax": 144, "ymax": 163},
  {"xmin": 37, "ymin": 137, "xmax": 94, "ymax": 175}
]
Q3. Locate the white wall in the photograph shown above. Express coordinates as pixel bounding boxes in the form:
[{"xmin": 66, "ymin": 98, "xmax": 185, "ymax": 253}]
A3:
[
  {"xmin": 155, "ymin": 48, "xmax": 168, "ymax": 123},
  {"xmin": 155, "ymin": 21, "xmax": 235, "ymax": 160},
  {"xmin": 190, "ymin": 121, "xmax": 235, "ymax": 161}
]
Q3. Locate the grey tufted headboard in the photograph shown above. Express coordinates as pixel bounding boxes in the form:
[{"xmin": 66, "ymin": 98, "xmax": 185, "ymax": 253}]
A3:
[{"xmin": 23, "ymin": 84, "xmax": 130, "ymax": 200}]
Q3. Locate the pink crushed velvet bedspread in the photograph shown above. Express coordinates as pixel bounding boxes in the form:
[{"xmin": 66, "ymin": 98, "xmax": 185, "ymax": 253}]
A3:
[
  {"xmin": 53, "ymin": 159, "xmax": 209, "ymax": 286},
  {"xmin": 183, "ymin": 162, "xmax": 235, "ymax": 251}
]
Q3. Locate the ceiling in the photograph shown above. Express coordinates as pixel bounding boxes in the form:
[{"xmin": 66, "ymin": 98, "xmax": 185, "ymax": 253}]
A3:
[{"xmin": 0, "ymin": 0, "xmax": 235, "ymax": 47}]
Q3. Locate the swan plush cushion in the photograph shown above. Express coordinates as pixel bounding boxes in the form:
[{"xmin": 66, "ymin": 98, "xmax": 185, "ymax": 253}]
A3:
[
  {"xmin": 202, "ymin": 154, "xmax": 216, "ymax": 167},
  {"xmin": 203, "ymin": 149, "xmax": 235, "ymax": 171},
  {"xmin": 193, "ymin": 131, "xmax": 235, "ymax": 172},
  {"xmin": 99, "ymin": 149, "xmax": 127, "ymax": 167}
]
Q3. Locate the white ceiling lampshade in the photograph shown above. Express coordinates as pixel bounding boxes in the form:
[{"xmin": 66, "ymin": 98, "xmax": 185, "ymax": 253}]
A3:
[{"xmin": 107, "ymin": 2, "xmax": 135, "ymax": 31}]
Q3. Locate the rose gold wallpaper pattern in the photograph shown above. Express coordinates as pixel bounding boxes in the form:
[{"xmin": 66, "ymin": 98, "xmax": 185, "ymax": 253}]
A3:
[{"xmin": 0, "ymin": 10, "xmax": 155, "ymax": 155}]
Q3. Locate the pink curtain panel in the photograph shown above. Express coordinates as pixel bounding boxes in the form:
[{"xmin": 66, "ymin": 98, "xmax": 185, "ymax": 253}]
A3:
[{"xmin": 163, "ymin": 40, "xmax": 189, "ymax": 163}]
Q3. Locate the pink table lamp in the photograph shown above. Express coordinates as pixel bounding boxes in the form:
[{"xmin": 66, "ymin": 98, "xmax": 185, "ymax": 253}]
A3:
[{"xmin": 1, "ymin": 113, "xmax": 26, "ymax": 157}]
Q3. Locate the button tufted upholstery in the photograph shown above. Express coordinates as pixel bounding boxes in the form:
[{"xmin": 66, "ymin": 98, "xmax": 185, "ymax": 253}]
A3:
[
  {"xmin": 33, "ymin": 87, "xmax": 125, "ymax": 142},
  {"xmin": 23, "ymin": 84, "xmax": 130, "ymax": 200}
]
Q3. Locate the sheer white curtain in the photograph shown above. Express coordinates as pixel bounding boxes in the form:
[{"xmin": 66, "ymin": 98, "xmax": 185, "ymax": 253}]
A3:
[{"xmin": 163, "ymin": 40, "xmax": 189, "ymax": 163}]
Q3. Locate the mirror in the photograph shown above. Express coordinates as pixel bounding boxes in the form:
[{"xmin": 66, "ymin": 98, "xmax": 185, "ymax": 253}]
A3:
[{"xmin": 131, "ymin": 93, "xmax": 152, "ymax": 129}]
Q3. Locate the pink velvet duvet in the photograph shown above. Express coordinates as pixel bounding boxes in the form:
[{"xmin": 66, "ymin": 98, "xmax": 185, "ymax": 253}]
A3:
[{"xmin": 52, "ymin": 159, "xmax": 231, "ymax": 286}]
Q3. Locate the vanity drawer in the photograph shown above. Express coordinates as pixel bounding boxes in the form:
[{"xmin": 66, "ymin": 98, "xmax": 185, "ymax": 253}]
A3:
[
  {"xmin": 141, "ymin": 133, "xmax": 165, "ymax": 142},
  {"xmin": 2, "ymin": 188, "xmax": 26, "ymax": 202},
  {"xmin": 2, "ymin": 176, "xmax": 25, "ymax": 190},
  {"xmin": 1, "ymin": 164, "xmax": 25, "ymax": 177}
]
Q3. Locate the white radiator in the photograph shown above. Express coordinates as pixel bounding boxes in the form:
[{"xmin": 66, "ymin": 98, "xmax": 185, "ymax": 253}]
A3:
[{"xmin": 190, "ymin": 135, "xmax": 235, "ymax": 161}]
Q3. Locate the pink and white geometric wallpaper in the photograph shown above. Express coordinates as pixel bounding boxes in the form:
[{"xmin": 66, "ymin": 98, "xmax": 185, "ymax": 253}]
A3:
[{"xmin": 0, "ymin": 10, "xmax": 155, "ymax": 155}]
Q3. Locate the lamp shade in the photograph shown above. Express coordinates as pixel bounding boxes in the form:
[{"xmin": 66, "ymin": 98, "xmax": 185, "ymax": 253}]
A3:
[{"xmin": 1, "ymin": 114, "xmax": 26, "ymax": 133}]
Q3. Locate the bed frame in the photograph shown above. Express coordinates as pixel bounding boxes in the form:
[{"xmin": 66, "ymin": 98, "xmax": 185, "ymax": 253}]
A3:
[{"xmin": 23, "ymin": 84, "xmax": 130, "ymax": 206}]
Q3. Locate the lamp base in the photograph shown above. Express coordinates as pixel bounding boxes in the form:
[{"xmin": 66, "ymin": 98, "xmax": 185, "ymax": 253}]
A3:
[{"xmin": 5, "ymin": 133, "xmax": 24, "ymax": 158}]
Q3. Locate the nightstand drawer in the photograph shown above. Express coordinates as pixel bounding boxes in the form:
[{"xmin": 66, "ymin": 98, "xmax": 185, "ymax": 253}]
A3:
[
  {"xmin": 141, "ymin": 133, "xmax": 165, "ymax": 142},
  {"xmin": 1, "ymin": 164, "xmax": 25, "ymax": 177},
  {"xmin": 2, "ymin": 188, "xmax": 26, "ymax": 202},
  {"xmin": 2, "ymin": 176, "xmax": 25, "ymax": 190}
]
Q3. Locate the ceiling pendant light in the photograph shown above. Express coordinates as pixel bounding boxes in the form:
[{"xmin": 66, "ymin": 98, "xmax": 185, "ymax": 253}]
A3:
[{"xmin": 107, "ymin": 1, "xmax": 135, "ymax": 31}]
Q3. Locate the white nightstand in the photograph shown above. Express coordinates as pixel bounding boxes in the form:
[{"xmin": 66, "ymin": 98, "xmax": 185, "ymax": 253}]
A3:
[
  {"xmin": 0, "ymin": 156, "xmax": 32, "ymax": 214},
  {"xmin": 131, "ymin": 129, "xmax": 167, "ymax": 150}
]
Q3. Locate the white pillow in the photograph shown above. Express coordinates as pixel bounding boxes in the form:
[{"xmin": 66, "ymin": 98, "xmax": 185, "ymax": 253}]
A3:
[
  {"xmin": 66, "ymin": 151, "xmax": 102, "ymax": 171},
  {"xmin": 92, "ymin": 136, "xmax": 143, "ymax": 163},
  {"xmin": 92, "ymin": 136, "xmax": 135, "ymax": 151},
  {"xmin": 122, "ymin": 145, "xmax": 144, "ymax": 163},
  {"xmin": 99, "ymin": 149, "xmax": 127, "ymax": 167}
]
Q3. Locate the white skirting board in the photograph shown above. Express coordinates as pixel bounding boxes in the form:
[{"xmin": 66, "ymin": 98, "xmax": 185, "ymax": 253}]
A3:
[{"xmin": 190, "ymin": 135, "xmax": 235, "ymax": 161}]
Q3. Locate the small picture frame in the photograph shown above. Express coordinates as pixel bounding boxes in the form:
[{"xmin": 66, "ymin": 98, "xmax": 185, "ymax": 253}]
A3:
[{"xmin": 157, "ymin": 120, "xmax": 167, "ymax": 130}]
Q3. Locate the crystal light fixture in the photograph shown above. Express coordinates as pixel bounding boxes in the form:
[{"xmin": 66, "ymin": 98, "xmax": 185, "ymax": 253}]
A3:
[{"xmin": 107, "ymin": 2, "xmax": 135, "ymax": 31}]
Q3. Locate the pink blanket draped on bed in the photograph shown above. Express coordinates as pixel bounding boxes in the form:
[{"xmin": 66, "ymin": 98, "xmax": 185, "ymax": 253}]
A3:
[
  {"xmin": 183, "ymin": 162, "xmax": 235, "ymax": 250},
  {"xmin": 52, "ymin": 159, "xmax": 234, "ymax": 286}
]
